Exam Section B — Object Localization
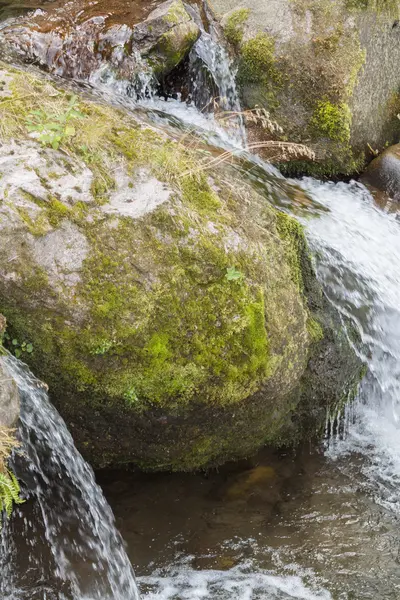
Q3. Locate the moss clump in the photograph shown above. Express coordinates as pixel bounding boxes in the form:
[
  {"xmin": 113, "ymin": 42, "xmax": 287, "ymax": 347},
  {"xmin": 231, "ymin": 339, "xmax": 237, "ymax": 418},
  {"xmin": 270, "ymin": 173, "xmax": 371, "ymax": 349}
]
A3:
[
  {"xmin": 238, "ymin": 33, "xmax": 282, "ymax": 87},
  {"xmin": 307, "ymin": 317, "xmax": 324, "ymax": 342},
  {"xmin": 310, "ymin": 100, "xmax": 351, "ymax": 144},
  {"xmin": 223, "ymin": 8, "xmax": 250, "ymax": 46},
  {"xmin": 149, "ymin": 22, "xmax": 199, "ymax": 75},
  {"xmin": 345, "ymin": 0, "xmax": 399, "ymax": 14},
  {"xmin": 163, "ymin": 0, "xmax": 189, "ymax": 25},
  {"xmin": 75, "ymin": 213, "xmax": 273, "ymax": 408},
  {"xmin": 275, "ymin": 211, "xmax": 307, "ymax": 293}
]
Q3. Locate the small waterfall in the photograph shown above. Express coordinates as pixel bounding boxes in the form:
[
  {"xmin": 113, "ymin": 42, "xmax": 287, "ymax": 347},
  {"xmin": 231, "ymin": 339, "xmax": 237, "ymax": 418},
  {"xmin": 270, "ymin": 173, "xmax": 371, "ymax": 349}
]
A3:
[
  {"xmin": 188, "ymin": 30, "xmax": 246, "ymax": 146},
  {"xmin": 0, "ymin": 356, "xmax": 140, "ymax": 600},
  {"xmin": 299, "ymin": 178, "xmax": 400, "ymax": 514},
  {"xmin": 189, "ymin": 33, "xmax": 241, "ymax": 112}
]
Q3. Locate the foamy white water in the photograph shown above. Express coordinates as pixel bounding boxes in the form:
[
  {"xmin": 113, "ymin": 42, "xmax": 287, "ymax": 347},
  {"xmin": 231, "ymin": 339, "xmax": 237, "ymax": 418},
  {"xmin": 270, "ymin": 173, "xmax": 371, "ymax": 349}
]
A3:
[
  {"xmin": 139, "ymin": 558, "xmax": 331, "ymax": 600},
  {"xmin": 299, "ymin": 177, "xmax": 400, "ymax": 513}
]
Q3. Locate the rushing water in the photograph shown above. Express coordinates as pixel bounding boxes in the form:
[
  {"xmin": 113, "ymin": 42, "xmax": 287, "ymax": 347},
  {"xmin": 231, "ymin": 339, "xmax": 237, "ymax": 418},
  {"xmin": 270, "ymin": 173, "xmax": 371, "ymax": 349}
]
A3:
[
  {"xmin": 301, "ymin": 179, "xmax": 400, "ymax": 513},
  {"xmin": 0, "ymin": 357, "xmax": 140, "ymax": 600}
]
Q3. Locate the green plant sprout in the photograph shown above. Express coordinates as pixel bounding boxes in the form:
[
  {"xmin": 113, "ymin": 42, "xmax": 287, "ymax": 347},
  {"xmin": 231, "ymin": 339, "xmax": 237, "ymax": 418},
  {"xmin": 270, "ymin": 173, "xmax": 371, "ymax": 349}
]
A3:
[
  {"xmin": 225, "ymin": 266, "xmax": 244, "ymax": 282},
  {"xmin": 26, "ymin": 94, "xmax": 85, "ymax": 149}
]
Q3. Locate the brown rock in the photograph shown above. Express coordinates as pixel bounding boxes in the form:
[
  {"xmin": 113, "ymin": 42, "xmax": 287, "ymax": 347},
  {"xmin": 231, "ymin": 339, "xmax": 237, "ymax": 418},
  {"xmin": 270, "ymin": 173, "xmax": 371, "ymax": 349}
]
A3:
[{"xmin": 360, "ymin": 144, "xmax": 400, "ymax": 201}]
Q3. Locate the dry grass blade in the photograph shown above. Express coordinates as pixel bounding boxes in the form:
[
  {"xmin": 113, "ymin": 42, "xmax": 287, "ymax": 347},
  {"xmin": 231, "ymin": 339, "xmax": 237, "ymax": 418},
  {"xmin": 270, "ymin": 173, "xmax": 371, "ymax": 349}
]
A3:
[
  {"xmin": 178, "ymin": 141, "xmax": 315, "ymax": 178},
  {"xmin": 214, "ymin": 104, "xmax": 284, "ymax": 135},
  {"xmin": 0, "ymin": 426, "xmax": 19, "ymax": 473}
]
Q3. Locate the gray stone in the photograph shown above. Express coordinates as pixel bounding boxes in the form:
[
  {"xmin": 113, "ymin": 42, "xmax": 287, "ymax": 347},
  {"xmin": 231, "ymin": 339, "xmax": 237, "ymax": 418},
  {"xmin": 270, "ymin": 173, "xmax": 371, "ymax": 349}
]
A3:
[
  {"xmin": 0, "ymin": 358, "xmax": 20, "ymax": 428},
  {"xmin": 104, "ymin": 168, "xmax": 171, "ymax": 218},
  {"xmin": 212, "ymin": 0, "xmax": 400, "ymax": 176}
]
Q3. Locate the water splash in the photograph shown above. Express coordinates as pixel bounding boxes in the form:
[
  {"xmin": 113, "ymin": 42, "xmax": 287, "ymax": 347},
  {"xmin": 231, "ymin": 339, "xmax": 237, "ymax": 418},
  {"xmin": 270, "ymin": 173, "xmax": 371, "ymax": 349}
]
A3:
[
  {"xmin": 188, "ymin": 31, "xmax": 246, "ymax": 146},
  {"xmin": 298, "ymin": 177, "xmax": 400, "ymax": 514},
  {"xmin": 138, "ymin": 556, "xmax": 331, "ymax": 600},
  {"xmin": 0, "ymin": 356, "xmax": 139, "ymax": 600}
]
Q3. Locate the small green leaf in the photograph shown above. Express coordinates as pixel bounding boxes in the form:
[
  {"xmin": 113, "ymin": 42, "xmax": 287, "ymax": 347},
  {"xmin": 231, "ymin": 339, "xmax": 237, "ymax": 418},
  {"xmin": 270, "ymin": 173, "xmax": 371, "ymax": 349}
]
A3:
[
  {"xmin": 70, "ymin": 109, "xmax": 85, "ymax": 119},
  {"xmin": 225, "ymin": 266, "xmax": 244, "ymax": 282},
  {"xmin": 65, "ymin": 125, "xmax": 76, "ymax": 137},
  {"xmin": 26, "ymin": 343, "xmax": 33, "ymax": 353},
  {"xmin": 12, "ymin": 339, "xmax": 18, "ymax": 346},
  {"xmin": 14, "ymin": 348, "xmax": 21, "ymax": 358},
  {"xmin": 46, "ymin": 122, "xmax": 62, "ymax": 131}
]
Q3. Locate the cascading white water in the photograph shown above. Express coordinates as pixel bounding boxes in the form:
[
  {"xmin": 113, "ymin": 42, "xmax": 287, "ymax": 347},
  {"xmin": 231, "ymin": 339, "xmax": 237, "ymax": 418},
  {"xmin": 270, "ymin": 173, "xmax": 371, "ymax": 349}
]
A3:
[
  {"xmin": 189, "ymin": 33, "xmax": 240, "ymax": 111},
  {"xmin": 187, "ymin": 28, "xmax": 246, "ymax": 147},
  {"xmin": 0, "ymin": 356, "xmax": 140, "ymax": 600},
  {"xmin": 298, "ymin": 178, "xmax": 400, "ymax": 513}
]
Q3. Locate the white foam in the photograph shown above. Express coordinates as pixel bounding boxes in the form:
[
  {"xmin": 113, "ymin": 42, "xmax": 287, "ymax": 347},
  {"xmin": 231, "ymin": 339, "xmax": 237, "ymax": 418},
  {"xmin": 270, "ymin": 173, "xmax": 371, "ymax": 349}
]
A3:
[
  {"xmin": 299, "ymin": 177, "xmax": 400, "ymax": 513},
  {"xmin": 139, "ymin": 560, "xmax": 332, "ymax": 600}
]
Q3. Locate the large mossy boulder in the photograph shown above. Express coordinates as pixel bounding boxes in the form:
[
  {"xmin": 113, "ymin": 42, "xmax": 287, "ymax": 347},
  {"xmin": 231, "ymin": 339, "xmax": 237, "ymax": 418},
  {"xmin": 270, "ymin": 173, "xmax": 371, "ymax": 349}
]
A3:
[
  {"xmin": 213, "ymin": 0, "xmax": 400, "ymax": 177},
  {"xmin": 0, "ymin": 63, "xmax": 361, "ymax": 470}
]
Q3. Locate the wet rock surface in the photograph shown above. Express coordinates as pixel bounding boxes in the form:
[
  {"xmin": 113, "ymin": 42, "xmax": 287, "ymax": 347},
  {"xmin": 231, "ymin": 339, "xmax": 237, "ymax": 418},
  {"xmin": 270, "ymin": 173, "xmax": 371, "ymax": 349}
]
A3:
[
  {"xmin": 0, "ymin": 358, "xmax": 19, "ymax": 429},
  {"xmin": 0, "ymin": 0, "xmax": 200, "ymax": 86},
  {"xmin": 0, "ymin": 316, "xmax": 19, "ymax": 428},
  {"xmin": 360, "ymin": 144, "xmax": 400, "ymax": 201}
]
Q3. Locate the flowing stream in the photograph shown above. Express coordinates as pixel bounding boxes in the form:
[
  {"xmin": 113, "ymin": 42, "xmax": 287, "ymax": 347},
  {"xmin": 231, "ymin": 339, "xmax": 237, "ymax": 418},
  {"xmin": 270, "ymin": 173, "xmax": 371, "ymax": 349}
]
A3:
[
  {"xmin": 2, "ymin": 7, "xmax": 400, "ymax": 597},
  {"xmin": 1, "ymin": 357, "xmax": 140, "ymax": 600}
]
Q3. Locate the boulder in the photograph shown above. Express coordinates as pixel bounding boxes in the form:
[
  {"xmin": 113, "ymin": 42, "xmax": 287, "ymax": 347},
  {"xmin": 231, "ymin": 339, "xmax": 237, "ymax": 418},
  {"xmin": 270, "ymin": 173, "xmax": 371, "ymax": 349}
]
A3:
[
  {"xmin": 0, "ymin": 315, "xmax": 20, "ymax": 429},
  {"xmin": 0, "ymin": 63, "xmax": 362, "ymax": 470},
  {"xmin": 0, "ymin": 358, "xmax": 20, "ymax": 429},
  {"xmin": 0, "ymin": 0, "xmax": 200, "ymax": 86},
  {"xmin": 212, "ymin": 0, "xmax": 400, "ymax": 177},
  {"xmin": 360, "ymin": 144, "xmax": 400, "ymax": 201}
]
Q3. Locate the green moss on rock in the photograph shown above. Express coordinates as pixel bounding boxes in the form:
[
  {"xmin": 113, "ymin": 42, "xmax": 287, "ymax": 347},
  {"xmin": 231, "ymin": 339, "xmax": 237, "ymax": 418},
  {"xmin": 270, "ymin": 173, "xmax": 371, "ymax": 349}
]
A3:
[
  {"xmin": 238, "ymin": 33, "xmax": 282, "ymax": 87},
  {"xmin": 149, "ymin": 21, "xmax": 200, "ymax": 75},
  {"xmin": 223, "ymin": 8, "xmax": 250, "ymax": 46},
  {"xmin": 233, "ymin": 1, "xmax": 366, "ymax": 177},
  {"xmin": 310, "ymin": 100, "xmax": 351, "ymax": 144}
]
